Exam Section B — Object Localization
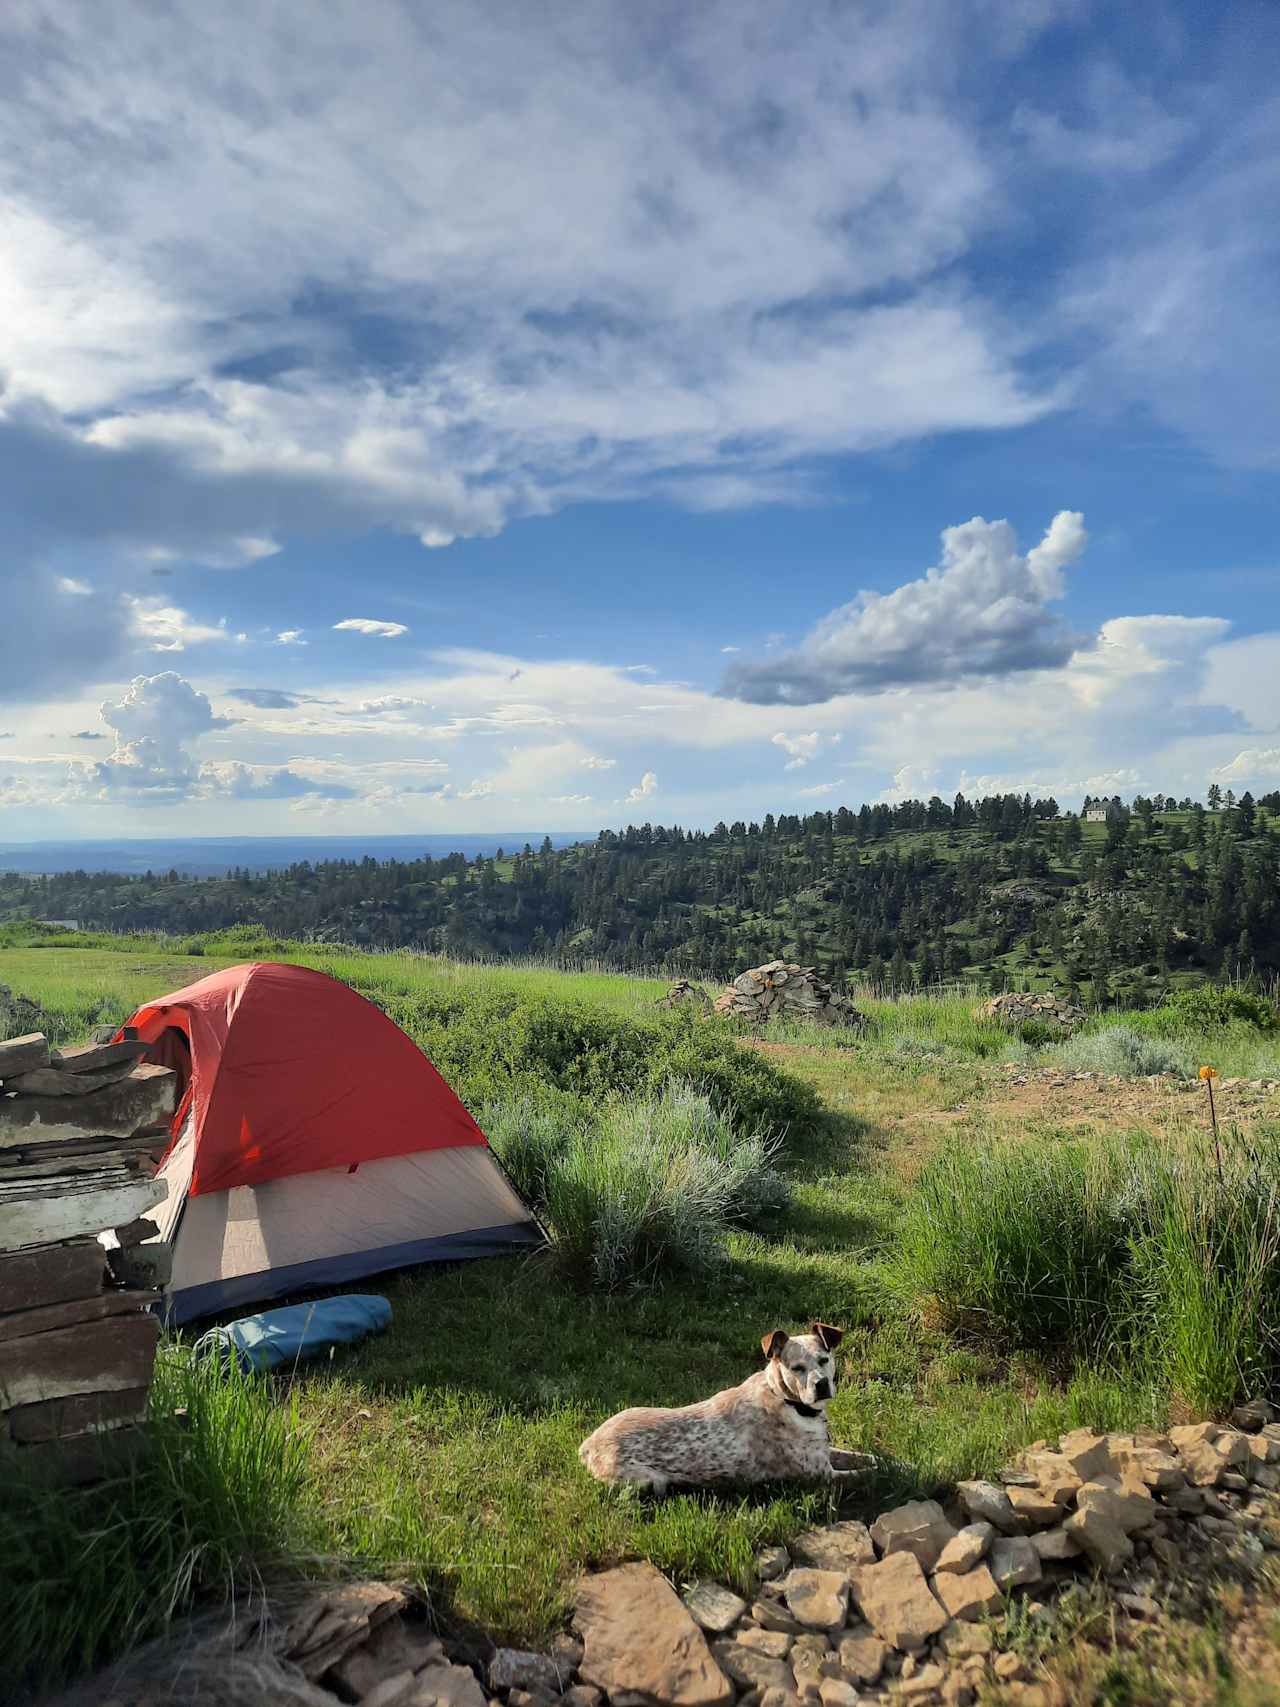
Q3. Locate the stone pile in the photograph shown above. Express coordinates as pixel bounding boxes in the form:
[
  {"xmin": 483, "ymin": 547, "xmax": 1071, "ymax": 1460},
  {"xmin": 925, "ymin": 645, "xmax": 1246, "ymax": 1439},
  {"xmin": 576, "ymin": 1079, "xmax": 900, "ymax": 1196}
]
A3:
[
  {"xmin": 974, "ymin": 993, "xmax": 1086, "ymax": 1033},
  {"xmin": 714, "ymin": 963, "xmax": 865, "ymax": 1029},
  {"xmin": 0, "ymin": 1026, "xmax": 176, "ymax": 1482},
  {"xmin": 660, "ymin": 980, "xmax": 713, "ymax": 1011}
]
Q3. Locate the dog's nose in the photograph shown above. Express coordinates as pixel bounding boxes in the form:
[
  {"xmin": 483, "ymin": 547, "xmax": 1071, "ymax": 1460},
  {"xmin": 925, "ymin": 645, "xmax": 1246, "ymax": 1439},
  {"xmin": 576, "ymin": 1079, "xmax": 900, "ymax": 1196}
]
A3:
[{"xmin": 814, "ymin": 1379, "xmax": 831, "ymax": 1401}]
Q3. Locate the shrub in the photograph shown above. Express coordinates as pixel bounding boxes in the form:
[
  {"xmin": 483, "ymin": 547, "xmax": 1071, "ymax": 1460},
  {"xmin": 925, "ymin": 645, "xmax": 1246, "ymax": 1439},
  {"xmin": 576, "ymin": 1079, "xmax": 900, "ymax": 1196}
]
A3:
[
  {"xmin": 897, "ymin": 1136, "xmax": 1140, "ymax": 1356},
  {"xmin": 489, "ymin": 1084, "xmax": 789, "ymax": 1291},
  {"xmin": 1058, "ymin": 1025, "xmax": 1194, "ymax": 1079},
  {"xmin": 391, "ymin": 988, "xmax": 820, "ymax": 1136},
  {"xmin": 1150, "ymin": 984, "xmax": 1277, "ymax": 1035}
]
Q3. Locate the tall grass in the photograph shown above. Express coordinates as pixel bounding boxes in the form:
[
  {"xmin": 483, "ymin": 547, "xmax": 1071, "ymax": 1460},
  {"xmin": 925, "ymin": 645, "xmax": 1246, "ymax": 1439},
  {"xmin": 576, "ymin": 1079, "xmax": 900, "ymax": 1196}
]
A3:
[
  {"xmin": 485, "ymin": 1084, "xmax": 788, "ymax": 1291},
  {"xmin": 1057, "ymin": 1025, "xmax": 1196, "ymax": 1079},
  {"xmin": 898, "ymin": 1125, "xmax": 1280, "ymax": 1413},
  {"xmin": 0, "ymin": 1347, "xmax": 313, "ymax": 1691}
]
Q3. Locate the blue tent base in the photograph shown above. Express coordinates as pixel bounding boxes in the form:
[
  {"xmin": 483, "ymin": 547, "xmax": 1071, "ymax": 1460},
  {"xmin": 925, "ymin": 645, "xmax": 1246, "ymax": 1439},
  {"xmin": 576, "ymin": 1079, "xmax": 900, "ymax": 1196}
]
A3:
[{"xmin": 163, "ymin": 1219, "xmax": 543, "ymax": 1325}]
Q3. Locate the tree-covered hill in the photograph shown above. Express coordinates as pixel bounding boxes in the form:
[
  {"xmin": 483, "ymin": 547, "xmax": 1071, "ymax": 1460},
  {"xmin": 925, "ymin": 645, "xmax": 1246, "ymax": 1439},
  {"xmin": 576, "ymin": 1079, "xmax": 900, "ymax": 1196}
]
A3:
[{"xmin": 4, "ymin": 787, "xmax": 1279, "ymax": 1004}]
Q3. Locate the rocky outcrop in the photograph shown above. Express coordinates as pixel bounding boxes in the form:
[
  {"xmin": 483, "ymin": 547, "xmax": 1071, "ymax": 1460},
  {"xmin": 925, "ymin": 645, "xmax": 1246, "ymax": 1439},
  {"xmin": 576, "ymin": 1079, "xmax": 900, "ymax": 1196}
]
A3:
[
  {"xmin": 713, "ymin": 962, "xmax": 865, "ymax": 1028},
  {"xmin": 975, "ymin": 991, "xmax": 1086, "ymax": 1032}
]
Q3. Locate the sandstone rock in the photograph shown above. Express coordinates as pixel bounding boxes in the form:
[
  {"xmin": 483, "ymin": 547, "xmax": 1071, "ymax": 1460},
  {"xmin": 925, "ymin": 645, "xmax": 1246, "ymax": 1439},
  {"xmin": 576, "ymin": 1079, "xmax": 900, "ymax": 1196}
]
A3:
[
  {"xmin": 782, "ymin": 1569, "xmax": 848, "ymax": 1630},
  {"xmin": 1232, "ymin": 1401, "xmax": 1276, "ymax": 1431},
  {"xmin": 1170, "ymin": 1422, "xmax": 1219, "ymax": 1451},
  {"xmin": 870, "ymin": 1500, "xmax": 958, "ymax": 1571},
  {"xmin": 752, "ymin": 1600, "xmax": 809, "ymax": 1636},
  {"xmin": 940, "ymin": 1676, "xmax": 975, "ymax": 1707},
  {"xmin": 1118, "ymin": 1445, "xmax": 1184, "ymax": 1491},
  {"xmin": 975, "ymin": 993, "xmax": 1085, "ymax": 1032},
  {"xmin": 714, "ymin": 962, "xmax": 865, "ymax": 1029},
  {"xmin": 896, "ymin": 1663, "xmax": 946, "ymax": 1699},
  {"xmin": 1056, "ymin": 1429, "xmax": 1119, "ymax": 1483},
  {"xmin": 737, "ymin": 1628, "xmax": 792, "ymax": 1658},
  {"xmin": 1246, "ymin": 1434, "xmax": 1280, "ymax": 1466},
  {"xmin": 933, "ymin": 1524, "xmax": 993, "ymax": 1574},
  {"xmin": 759, "ymin": 1690, "xmax": 805, "ymax": 1707},
  {"xmin": 988, "ymin": 1537, "xmax": 1041, "ymax": 1591},
  {"xmin": 1063, "ymin": 1507, "xmax": 1133, "ymax": 1574},
  {"xmin": 52, "ymin": 1039, "xmax": 150, "ymax": 1075},
  {"xmin": 1076, "ymin": 1481, "xmax": 1155, "ymax": 1535},
  {"xmin": 1213, "ymin": 1430, "xmax": 1250, "ymax": 1468},
  {"xmin": 548, "ymin": 1634, "xmax": 583, "ymax": 1679},
  {"xmin": 851, "ymin": 1553, "xmax": 947, "ymax": 1651},
  {"xmin": 507, "ymin": 1689, "xmax": 556, "ymax": 1707},
  {"xmin": 361, "ymin": 1674, "xmax": 417, "ymax": 1707},
  {"xmin": 711, "ymin": 1640, "xmax": 792, "ymax": 1694},
  {"xmin": 489, "ymin": 1650, "xmax": 562, "ymax": 1694},
  {"xmin": 817, "ymin": 1680, "xmax": 860, "ymax": 1707},
  {"xmin": 756, "ymin": 1545, "xmax": 791, "ymax": 1582},
  {"xmin": 0, "ymin": 1061, "xmax": 176, "ymax": 1146},
  {"xmin": 930, "ymin": 1565, "xmax": 1002, "ymax": 1622},
  {"xmin": 994, "ymin": 1652, "xmax": 1031, "ymax": 1682},
  {"xmin": 1030, "ymin": 1527, "xmax": 1081, "ymax": 1562},
  {"xmin": 560, "ymin": 1690, "xmax": 600, "ymax": 1707},
  {"xmin": 955, "ymin": 1480, "xmax": 1022, "ymax": 1535},
  {"xmin": 0, "ymin": 1033, "xmax": 51, "ymax": 1080},
  {"xmin": 790, "ymin": 1522, "xmax": 875, "ymax": 1572},
  {"xmin": 1018, "ymin": 1452, "xmax": 1082, "ymax": 1508},
  {"xmin": 1117, "ymin": 1593, "xmax": 1159, "ymax": 1620},
  {"xmin": 410, "ymin": 1663, "xmax": 489, "ymax": 1707},
  {"xmin": 575, "ymin": 1563, "xmax": 733, "ymax": 1707},
  {"xmin": 1163, "ymin": 1485, "xmax": 1205, "ymax": 1516},
  {"xmin": 683, "ymin": 1582, "xmax": 747, "ymax": 1636},
  {"xmin": 837, "ymin": 1627, "xmax": 887, "ymax": 1684},
  {"xmin": 937, "ymin": 1622, "xmax": 992, "ymax": 1657},
  {"xmin": 1005, "ymin": 1486, "xmax": 1061, "ymax": 1529}
]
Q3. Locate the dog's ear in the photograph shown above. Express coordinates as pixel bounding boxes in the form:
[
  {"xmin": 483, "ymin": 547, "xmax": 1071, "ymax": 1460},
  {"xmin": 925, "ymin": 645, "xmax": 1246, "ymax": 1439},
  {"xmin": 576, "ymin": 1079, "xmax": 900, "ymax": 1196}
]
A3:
[
  {"xmin": 811, "ymin": 1321, "xmax": 844, "ymax": 1351},
  {"xmin": 761, "ymin": 1329, "xmax": 789, "ymax": 1361}
]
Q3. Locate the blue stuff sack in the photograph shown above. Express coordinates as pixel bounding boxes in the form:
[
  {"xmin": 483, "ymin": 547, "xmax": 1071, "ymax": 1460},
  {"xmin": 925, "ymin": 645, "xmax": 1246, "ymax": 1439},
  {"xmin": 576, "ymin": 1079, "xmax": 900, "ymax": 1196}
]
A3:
[{"xmin": 193, "ymin": 1293, "xmax": 391, "ymax": 1373}]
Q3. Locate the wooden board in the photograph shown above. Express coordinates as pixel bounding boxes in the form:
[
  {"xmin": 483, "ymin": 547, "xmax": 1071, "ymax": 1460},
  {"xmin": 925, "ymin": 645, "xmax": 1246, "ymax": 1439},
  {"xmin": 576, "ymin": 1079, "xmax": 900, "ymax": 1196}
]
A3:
[
  {"xmin": 0, "ymin": 1312, "xmax": 160, "ymax": 1409},
  {"xmin": 0, "ymin": 1175, "xmax": 164, "ymax": 1254},
  {"xmin": 8, "ymin": 1384, "xmax": 150, "ymax": 1443},
  {"xmin": 0, "ymin": 1287, "xmax": 159, "ymax": 1345},
  {"xmin": 0, "ymin": 1239, "xmax": 104, "ymax": 1314}
]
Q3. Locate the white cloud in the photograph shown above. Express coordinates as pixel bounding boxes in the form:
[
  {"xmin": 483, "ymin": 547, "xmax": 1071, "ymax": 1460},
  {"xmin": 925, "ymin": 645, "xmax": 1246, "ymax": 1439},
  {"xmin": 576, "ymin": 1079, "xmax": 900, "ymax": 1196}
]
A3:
[
  {"xmin": 551, "ymin": 793, "xmax": 593, "ymax": 804},
  {"xmin": 580, "ymin": 755, "xmax": 617, "ymax": 770},
  {"xmin": 724, "ymin": 511, "xmax": 1088, "ymax": 703},
  {"xmin": 90, "ymin": 671, "xmax": 229, "ymax": 802},
  {"xmin": 796, "ymin": 781, "xmax": 838, "ymax": 797},
  {"xmin": 457, "ymin": 779, "xmax": 494, "ymax": 800},
  {"xmin": 127, "ymin": 596, "xmax": 230, "ymax": 652},
  {"xmin": 624, "ymin": 770, "xmax": 658, "ymax": 805},
  {"xmin": 274, "ymin": 629, "xmax": 306, "ymax": 645},
  {"xmin": 1212, "ymin": 749, "xmax": 1280, "ymax": 784},
  {"xmin": 333, "ymin": 618, "xmax": 410, "ymax": 638},
  {"xmin": 770, "ymin": 730, "xmax": 843, "ymax": 770},
  {"xmin": 57, "ymin": 576, "xmax": 93, "ymax": 596},
  {"xmin": 720, "ymin": 645, "xmax": 740, "ymax": 654}
]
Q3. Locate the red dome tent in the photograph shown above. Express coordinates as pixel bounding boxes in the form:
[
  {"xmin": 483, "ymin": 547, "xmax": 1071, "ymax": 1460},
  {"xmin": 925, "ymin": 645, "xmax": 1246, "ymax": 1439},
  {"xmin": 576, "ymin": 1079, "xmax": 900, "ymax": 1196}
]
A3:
[{"xmin": 122, "ymin": 962, "xmax": 539, "ymax": 1322}]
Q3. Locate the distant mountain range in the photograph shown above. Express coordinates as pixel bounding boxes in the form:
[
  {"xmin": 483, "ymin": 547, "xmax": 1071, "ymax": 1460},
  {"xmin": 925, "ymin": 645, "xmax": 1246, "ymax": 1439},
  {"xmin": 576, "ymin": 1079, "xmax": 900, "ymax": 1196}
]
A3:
[{"xmin": 0, "ymin": 833, "xmax": 593, "ymax": 879}]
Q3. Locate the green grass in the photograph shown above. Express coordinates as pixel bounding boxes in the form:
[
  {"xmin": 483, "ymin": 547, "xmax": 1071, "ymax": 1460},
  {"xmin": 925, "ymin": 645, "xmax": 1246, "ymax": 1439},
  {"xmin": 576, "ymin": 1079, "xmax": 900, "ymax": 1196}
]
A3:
[{"xmin": 5, "ymin": 930, "xmax": 1280, "ymax": 1688}]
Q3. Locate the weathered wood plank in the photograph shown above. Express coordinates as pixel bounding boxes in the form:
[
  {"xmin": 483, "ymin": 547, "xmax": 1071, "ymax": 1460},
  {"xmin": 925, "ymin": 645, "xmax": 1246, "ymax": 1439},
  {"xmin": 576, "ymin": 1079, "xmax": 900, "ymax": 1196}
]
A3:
[
  {"xmin": 50, "ymin": 1039, "xmax": 150, "ymax": 1075},
  {"xmin": 0, "ymin": 1175, "xmax": 165, "ymax": 1254},
  {"xmin": 0, "ymin": 1063, "xmax": 176, "ymax": 1149},
  {"xmin": 8, "ymin": 1384, "xmax": 150, "ymax": 1443},
  {"xmin": 0, "ymin": 1312, "xmax": 160, "ymax": 1409},
  {"xmin": 0, "ymin": 1288, "xmax": 158, "ymax": 1345},
  {"xmin": 9, "ymin": 1423, "xmax": 150, "ymax": 1484},
  {"xmin": 0, "ymin": 1239, "xmax": 104, "ymax": 1314},
  {"xmin": 0, "ymin": 1034, "xmax": 51, "ymax": 1080}
]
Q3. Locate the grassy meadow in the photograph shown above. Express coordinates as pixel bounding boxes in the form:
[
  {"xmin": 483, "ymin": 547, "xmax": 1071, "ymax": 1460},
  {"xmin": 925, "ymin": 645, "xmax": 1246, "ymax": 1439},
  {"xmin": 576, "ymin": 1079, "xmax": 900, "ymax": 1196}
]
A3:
[{"xmin": 3, "ymin": 925, "xmax": 1280, "ymax": 1691}]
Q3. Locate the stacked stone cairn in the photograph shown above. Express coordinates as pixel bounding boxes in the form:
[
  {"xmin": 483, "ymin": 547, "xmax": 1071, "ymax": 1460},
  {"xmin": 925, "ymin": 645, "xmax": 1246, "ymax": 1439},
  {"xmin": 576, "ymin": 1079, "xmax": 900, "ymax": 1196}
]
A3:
[
  {"xmin": 0, "ymin": 1025, "xmax": 176, "ymax": 1482},
  {"xmin": 714, "ymin": 963, "xmax": 865, "ymax": 1029},
  {"xmin": 659, "ymin": 980, "xmax": 713, "ymax": 1011},
  {"xmin": 974, "ymin": 992, "xmax": 1086, "ymax": 1033}
]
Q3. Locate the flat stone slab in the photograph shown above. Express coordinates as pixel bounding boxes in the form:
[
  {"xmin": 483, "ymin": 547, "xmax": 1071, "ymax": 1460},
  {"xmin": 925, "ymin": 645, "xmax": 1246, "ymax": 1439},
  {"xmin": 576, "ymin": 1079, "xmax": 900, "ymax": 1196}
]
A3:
[
  {"xmin": 51, "ymin": 1039, "xmax": 150, "ymax": 1075},
  {"xmin": 788, "ymin": 1521, "xmax": 875, "ymax": 1572},
  {"xmin": 683, "ymin": 1581, "xmax": 747, "ymax": 1635},
  {"xmin": 0, "ymin": 1034, "xmax": 51, "ymax": 1080},
  {"xmin": 576, "ymin": 1563, "xmax": 732, "ymax": 1707},
  {"xmin": 851, "ymin": 1553, "xmax": 947, "ymax": 1651},
  {"xmin": 0, "ymin": 1063, "xmax": 175, "ymax": 1147}
]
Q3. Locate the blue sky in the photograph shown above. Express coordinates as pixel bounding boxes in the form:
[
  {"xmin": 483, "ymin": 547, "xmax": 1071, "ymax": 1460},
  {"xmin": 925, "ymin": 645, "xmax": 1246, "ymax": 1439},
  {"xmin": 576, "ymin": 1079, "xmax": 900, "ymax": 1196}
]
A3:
[{"xmin": 1, "ymin": 0, "xmax": 1278, "ymax": 836}]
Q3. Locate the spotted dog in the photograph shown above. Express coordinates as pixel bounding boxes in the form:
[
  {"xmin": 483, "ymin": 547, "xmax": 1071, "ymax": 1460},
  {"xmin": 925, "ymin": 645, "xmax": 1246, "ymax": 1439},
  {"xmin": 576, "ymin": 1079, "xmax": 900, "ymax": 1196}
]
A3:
[{"xmin": 578, "ymin": 1323, "xmax": 845, "ymax": 1492}]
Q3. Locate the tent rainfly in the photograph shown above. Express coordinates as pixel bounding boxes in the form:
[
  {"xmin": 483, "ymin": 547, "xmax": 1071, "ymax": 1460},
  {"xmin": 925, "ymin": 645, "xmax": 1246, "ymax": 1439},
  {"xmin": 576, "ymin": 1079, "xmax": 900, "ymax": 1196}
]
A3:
[{"xmin": 119, "ymin": 962, "xmax": 540, "ymax": 1323}]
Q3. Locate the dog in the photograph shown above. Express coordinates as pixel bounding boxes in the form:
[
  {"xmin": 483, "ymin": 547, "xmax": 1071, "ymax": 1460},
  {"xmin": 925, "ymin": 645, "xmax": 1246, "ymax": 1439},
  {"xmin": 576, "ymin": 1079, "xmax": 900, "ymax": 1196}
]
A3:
[{"xmin": 578, "ymin": 1322, "xmax": 845, "ymax": 1492}]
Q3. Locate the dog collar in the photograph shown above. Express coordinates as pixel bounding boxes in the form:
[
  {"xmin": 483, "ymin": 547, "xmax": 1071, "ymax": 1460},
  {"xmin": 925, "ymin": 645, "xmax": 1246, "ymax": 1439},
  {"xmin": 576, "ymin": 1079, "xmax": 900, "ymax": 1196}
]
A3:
[{"xmin": 782, "ymin": 1396, "xmax": 823, "ymax": 1419}]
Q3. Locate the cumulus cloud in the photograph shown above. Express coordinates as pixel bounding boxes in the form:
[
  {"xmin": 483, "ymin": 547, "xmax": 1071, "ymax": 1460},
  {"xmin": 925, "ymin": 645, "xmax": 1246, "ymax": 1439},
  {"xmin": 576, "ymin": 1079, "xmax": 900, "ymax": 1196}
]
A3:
[
  {"xmin": 274, "ymin": 630, "xmax": 306, "ymax": 646},
  {"xmin": 203, "ymin": 761, "xmax": 358, "ymax": 800},
  {"xmin": 457, "ymin": 779, "xmax": 494, "ymax": 800},
  {"xmin": 797, "ymin": 781, "xmax": 838, "ymax": 797},
  {"xmin": 333, "ymin": 618, "xmax": 410, "ymax": 639},
  {"xmin": 1213, "ymin": 749, "xmax": 1280, "ymax": 784},
  {"xmin": 552, "ymin": 793, "xmax": 593, "ymax": 804},
  {"xmin": 57, "ymin": 576, "xmax": 93, "ymax": 596},
  {"xmin": 91, "ymin": 671, "xmax": 231, "ymax": 802},
  {"xmin": 624, "ymin": 771, "xmax": 658, "ymax": 804},
  {"xmin": 771, "ymin": 731, "xmax": 843, "ymax": 770},
  {"xmin": 580, "ymin": 755, "xmax": 617, "ymax": 771},
  {"xmin": 723, "ymin": 511, "xmax": 1088, "ymax": 704}
]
